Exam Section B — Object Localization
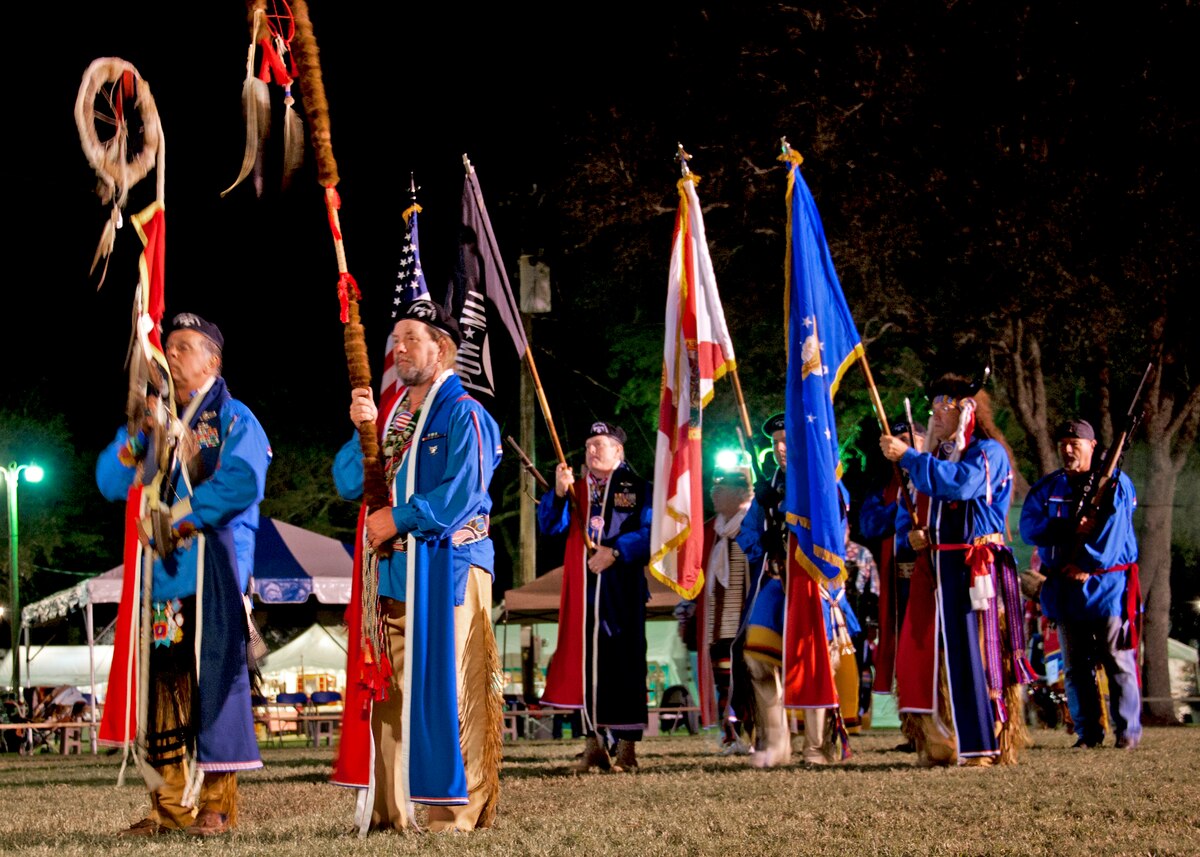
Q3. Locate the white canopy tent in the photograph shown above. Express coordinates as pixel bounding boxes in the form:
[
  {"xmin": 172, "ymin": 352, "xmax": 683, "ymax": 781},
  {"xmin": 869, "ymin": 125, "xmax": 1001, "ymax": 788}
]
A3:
[
  {"xmin": 0, "ymin": 645, "xmax": 112, "ymax": 695},
  {"xmin": 14, "ymin": 518, "xmax": 353, "ymax": 746},
  {"xmin": 258, "ymin": 623, "xmax": 349, "ymax": 696},
  {"xmin": 20, "ymin": 518, "xmax": 355, "ymax": 630},
  {"xmin": 494, "ymin": 619, "xmax": 693, "ymax": 704}
]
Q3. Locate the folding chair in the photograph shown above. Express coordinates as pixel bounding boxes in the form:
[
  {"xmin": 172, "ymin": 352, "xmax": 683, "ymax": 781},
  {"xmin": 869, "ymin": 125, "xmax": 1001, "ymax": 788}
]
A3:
[
  {"xmin": 273, "ymin": 692, "xmax": 308, "ymax": 744},
  {"xmin": 308, "ymin": 691, "xmax": 342, "ymax": 746}
]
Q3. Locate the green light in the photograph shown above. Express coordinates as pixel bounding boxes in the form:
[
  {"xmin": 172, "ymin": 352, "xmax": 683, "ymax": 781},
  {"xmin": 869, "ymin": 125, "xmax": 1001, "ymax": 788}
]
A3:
[
  {"xmin": 715, "ymin": 449, "xmax": 744, "ymax": 471},
  {"xmin": 24, "ymin": 465, "xmax": 43, "ymax": 483}
]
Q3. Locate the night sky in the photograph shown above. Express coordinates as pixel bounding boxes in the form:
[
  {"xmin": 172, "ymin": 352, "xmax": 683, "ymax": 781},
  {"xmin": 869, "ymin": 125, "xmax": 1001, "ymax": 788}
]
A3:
[{"xmin": 8, "ymin": 5, "xmax": 652, "ymax": 454}]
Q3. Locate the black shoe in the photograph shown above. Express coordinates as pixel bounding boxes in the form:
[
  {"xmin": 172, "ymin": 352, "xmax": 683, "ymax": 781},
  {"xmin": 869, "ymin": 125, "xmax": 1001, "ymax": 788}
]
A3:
[
  {"xmin": 893, "ymin": 740, "xmax": 916, "ymax": 753},
  {"xmin": 1071, "ymin": 737, "xmax": 1101, "ymax": 749}
]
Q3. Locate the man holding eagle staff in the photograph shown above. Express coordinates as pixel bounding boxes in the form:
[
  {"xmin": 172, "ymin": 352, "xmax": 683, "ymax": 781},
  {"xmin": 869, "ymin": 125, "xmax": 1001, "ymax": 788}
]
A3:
[
  {"xmin": 332, "ymin": 299, "xmax": 503, "ymax": 832},
  {"xmin": 97, "ymin": 313, "xmax": 272, "ymax": 836}
]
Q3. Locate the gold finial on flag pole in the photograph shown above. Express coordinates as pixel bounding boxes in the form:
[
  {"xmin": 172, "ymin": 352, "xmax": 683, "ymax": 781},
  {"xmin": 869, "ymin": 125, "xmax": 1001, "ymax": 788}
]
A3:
[{"xmin": 676, "ymin": 143, "xmax": 692, "ymax": 176}]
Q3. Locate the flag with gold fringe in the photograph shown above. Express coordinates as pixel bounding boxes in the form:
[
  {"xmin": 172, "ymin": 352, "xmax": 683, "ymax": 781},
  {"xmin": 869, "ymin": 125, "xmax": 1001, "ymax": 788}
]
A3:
[
  {"xmin": 781, "ymin": 150, "xmax": 863, "ymax": 585},
  {"xmin": 649, "ymin": 172, "xmax": 737, "ymax": 600},
  {"xmin": 779, "ymin": 149, "xmax": 863, "ymax": 715}
]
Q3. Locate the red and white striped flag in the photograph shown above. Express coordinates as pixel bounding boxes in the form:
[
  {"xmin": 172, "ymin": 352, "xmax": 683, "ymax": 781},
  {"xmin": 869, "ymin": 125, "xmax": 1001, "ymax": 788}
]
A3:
[{"xmin": 649, "ymin": 173, "xmax": 737, "ymax": 600}]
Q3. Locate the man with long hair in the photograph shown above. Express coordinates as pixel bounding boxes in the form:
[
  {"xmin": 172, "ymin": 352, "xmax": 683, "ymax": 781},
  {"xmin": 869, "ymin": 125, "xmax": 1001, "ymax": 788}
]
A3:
[{"xmin": 879, "ymin": 371, "xmax": 1034, "ymax": 766}]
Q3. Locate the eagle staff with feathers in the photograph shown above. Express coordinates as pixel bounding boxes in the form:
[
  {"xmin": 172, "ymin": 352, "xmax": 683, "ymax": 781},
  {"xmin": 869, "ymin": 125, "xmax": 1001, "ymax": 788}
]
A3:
[
  {"xmin": 227, "ymin": 0, "xmax": 503, "ymax": 833},
  {"xmin": 81, "ymin": 57, "xmax": 271, "ymax": 836}
]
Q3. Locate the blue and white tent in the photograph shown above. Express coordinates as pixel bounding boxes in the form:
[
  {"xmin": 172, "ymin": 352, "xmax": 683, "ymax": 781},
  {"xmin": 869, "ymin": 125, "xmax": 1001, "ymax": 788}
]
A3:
[
  {"xmin": 22, "ymin": 518, "xmax": 355, "ymax": 628},
  {"xmin": 250, "ymin": 518, "xmax": 355, "ymax": 605}
]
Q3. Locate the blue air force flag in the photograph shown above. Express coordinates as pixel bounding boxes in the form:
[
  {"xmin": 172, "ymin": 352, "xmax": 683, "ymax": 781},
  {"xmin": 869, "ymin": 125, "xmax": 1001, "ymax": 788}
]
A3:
[{"xmin": 782, "ymin": 151, "xmax": 864, "ymax": 584}]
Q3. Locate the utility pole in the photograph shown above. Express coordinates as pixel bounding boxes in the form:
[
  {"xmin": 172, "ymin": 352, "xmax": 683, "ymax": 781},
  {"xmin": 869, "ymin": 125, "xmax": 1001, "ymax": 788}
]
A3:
[{"xmin": 517, "ymin": 252, "xmax": 552, "ymax": 588}]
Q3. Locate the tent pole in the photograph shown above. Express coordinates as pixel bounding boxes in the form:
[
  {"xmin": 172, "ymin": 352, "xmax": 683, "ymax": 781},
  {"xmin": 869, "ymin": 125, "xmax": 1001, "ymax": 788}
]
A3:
[{"xmin": 86, "ymin": 601, "xmax": 98, "ymax": 754}]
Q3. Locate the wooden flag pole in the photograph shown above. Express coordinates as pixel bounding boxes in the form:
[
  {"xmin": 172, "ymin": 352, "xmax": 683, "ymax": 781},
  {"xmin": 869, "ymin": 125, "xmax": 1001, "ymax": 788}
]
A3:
[
  {"xmin": 728, "ymin": 367, "xmax": 765, "ymax": 481},
  {"xmin": 857, "ymin": 352, "xmax": 891, "ymax": 437},
  {"xmin": 518, "ymin": 298, "xmax": 596, "ymax": 551},
  {"xmin": 461, "ymin": 155, "xmax": 594, "ymax": 550},
  {"xmin": 856, "ymin": 351, "xmax": 923, "ymax": 524}
]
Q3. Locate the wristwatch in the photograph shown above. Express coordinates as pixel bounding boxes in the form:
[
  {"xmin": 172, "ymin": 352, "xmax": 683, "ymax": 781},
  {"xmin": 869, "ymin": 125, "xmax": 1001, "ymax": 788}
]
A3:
[{"xmin": 611, "ymin": 546, "xmax": 621, "ymax": 559}]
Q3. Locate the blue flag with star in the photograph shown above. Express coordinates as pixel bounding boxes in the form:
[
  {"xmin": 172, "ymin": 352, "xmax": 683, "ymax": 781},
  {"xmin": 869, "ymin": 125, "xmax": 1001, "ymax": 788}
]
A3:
[{"xmin": 782, "ymin": 153, "xmax": 864, "ymax": 583}]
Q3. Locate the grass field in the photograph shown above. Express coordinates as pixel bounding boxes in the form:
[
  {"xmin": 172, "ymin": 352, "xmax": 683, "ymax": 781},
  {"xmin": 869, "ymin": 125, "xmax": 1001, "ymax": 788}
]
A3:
[{"xmin": 1, "ymin": 727, "xmax": 1197, "ymax": 856}]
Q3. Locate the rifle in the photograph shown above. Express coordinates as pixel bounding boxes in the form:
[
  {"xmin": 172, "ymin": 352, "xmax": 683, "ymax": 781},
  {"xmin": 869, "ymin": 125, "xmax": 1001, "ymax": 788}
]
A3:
[
  {"xmin": 505, "ymin": 435, "xmax": 551, "ymax": 493},
  {"xmin": 1067, "ymin": 362, "xmax": 1153, "ymax": 556}
]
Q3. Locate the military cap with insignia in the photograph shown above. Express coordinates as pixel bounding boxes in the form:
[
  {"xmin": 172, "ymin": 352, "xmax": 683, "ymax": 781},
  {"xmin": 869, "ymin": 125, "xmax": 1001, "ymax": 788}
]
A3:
[
  {"xmin": 1055, "ymin": 419, "xmax": 1095, "ymax": 441},
  {"xmin": 397, "ymin": 298, "xmax": 461, "ymax": 347},
  {"xmin": 761, "ymin": 412, "xmax": 786, "ymax": 437},
  {"xmin": 925, "ymin": 360, "xmax": 991, "ymax": 402},
  {"xmin": 712, "ymin": 469, "xmax": 751, "ymax": 489},
  {"xmin": 890, "ymin": 420, "xmax": 927, "ymax": 437},
  {"xmin": 168, "ymin": 312, "xmax": 224, "ymax": 350},
  {"xmin": 586, "ymin": 421, "xmax": 626, "ymax": 444}
]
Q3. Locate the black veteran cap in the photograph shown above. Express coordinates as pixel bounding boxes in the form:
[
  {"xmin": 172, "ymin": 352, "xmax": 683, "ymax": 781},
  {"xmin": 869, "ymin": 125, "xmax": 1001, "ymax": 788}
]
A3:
[
  {"xmin": 1055, "ymin": 419, "xmax": 1096, "ymax": 441},
  {"xmin": 169, "ymin": 313, "xmax": 224, "ymax": 350},
  {"xmin": 398, "ymin": 299, "xmax": 461, "ymax": 347},
  {"xmin": 762, "ymin": 412, "xmax": 786, "ymax": 437},
  {"xmin": 927, "ymin": 372, "xmax": 985, "ymax": 401},
  {"xmin": 586, "ymin": 421, "xmax": 626, "ymax": 444}
]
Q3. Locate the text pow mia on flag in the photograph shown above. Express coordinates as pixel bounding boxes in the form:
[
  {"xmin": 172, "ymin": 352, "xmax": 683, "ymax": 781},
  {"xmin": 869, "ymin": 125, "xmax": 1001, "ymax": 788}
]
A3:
[{"xmin": 450, "ymin": 157, "xmax": 529, "ymax": 403}]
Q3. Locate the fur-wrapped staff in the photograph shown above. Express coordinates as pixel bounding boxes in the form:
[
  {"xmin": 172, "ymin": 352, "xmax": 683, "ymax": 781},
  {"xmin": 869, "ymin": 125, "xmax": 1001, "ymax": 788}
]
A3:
[
  {"xmin": 278, "ymin": 0, "xmax": 504, "ymax": 835},
  {"xmin": 281, "ymin": 2, "xmax": 392, "ymax": 713},
  {"xmin": 284, "ymin": 0, "xmax": 388, "ymax": 515}
]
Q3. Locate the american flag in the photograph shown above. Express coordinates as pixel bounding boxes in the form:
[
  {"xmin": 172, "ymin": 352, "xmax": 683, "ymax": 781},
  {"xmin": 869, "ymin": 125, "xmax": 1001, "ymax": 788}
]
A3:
[{"xmin": 380, "ymin": 201, "xmax": 431, "ymax": 397}]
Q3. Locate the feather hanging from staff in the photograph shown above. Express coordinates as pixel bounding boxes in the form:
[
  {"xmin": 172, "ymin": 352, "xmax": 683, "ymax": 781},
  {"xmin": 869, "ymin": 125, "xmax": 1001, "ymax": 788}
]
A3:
[
  {"xmin": 281, "ymin": 79, "xmax": 304, "ymax": 190},
  {"xmin": 221, "ymin": 8, "xmax": 271, "ymax": 197},
  {"xmin": 261, "ymin": 0, "xmax": 305, "ymax": 190}
]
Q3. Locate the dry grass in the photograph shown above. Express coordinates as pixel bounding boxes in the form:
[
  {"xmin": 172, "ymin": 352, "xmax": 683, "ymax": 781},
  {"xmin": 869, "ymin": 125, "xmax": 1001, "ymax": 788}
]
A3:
[{"xmin": 1, "ymin": 727, "xmax": 1197, "ymax": 856}]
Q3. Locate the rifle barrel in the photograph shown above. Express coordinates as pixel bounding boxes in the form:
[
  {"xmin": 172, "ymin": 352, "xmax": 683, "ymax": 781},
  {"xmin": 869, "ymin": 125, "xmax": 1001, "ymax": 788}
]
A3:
[{"xmin": 505, "ymin": 435, "xmax": 550, "ymax": 492}]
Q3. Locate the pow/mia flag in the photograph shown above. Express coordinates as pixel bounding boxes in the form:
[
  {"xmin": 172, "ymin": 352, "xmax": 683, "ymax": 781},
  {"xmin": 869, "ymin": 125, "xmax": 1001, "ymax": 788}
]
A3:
[{"xmin": 446, "ymin": 157, "xmax": 529, "ymax": 402}]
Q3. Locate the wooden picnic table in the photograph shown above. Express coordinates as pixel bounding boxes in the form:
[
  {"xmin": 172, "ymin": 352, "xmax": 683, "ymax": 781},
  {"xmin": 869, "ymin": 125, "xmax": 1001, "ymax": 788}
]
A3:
[{"xmin": 0, "ymin": 720, "xmax": 95, "ymax": 754}]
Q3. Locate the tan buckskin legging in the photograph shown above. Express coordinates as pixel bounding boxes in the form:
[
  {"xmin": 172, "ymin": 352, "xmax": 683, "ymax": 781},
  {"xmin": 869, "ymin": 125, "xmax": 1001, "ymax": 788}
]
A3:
[{"xmin": 372, "ymin": 566, "xmax": 500, "ymax": 831}]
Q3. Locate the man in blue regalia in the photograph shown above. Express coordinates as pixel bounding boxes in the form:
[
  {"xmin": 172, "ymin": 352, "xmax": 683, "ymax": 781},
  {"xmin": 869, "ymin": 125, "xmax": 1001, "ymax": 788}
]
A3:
[
  {"xmin": 879, "ymin": 371, "xmax": 1034, "ymax": 767},
  {"xmin": 332, "ymin": 299, "xmax": 503, "ymax": 832},
  {"xmin": 537, "ymin": 421, "xmax": 652, "ymax": 773},
  {"xmin": 97, "ymin": 313, "xmax": 271, "ymax": 835},
  {"xmin": 1020, "ymin": 419, "xmax": 1141, "ymax": 750}
]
